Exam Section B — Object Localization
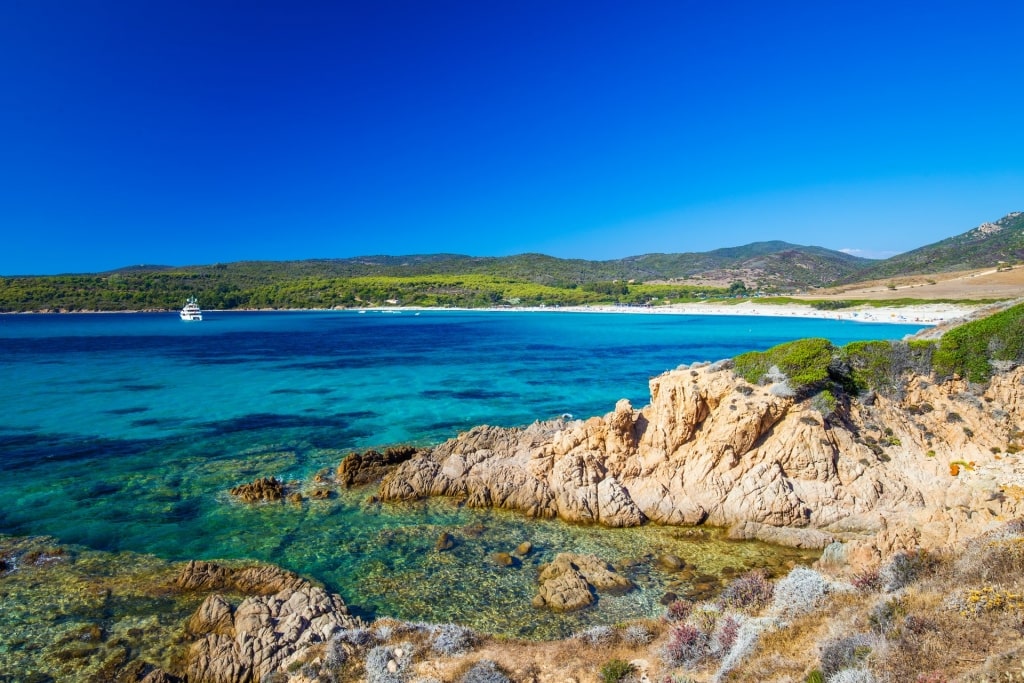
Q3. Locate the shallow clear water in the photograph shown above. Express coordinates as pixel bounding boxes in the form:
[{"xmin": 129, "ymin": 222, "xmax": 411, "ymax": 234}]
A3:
[{"xmin": 0, "ymin": 310, "xmax": 923, "ymax": 638}]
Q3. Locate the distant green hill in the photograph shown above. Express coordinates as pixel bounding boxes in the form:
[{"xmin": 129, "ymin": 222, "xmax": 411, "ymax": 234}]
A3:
[
  {"xmin": 0, "ymin": 242, "xmax": 870, "ymax": 312},
  {"xmin": 837, "ymin": 211, "xmax": 1024, "ymax": 283},
  {"xmin": 4, "ymin": 214, "xmax": 1023, "ymax": 313}
]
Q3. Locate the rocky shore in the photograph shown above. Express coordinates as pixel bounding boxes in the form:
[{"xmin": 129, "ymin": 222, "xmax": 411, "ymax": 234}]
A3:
[{"xmin": 373, "ymin": 360, "xmax": 1024, "ymax": 569}]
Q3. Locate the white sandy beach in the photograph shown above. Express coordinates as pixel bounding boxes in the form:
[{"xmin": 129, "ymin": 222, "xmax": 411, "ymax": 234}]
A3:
[
  {"xmin": 401, "ymin": 301, "xmax": 980, "ymax": 325},
  {"xmin": 6, "ymin": 301, "xmax": 985, "ymax": 326}
]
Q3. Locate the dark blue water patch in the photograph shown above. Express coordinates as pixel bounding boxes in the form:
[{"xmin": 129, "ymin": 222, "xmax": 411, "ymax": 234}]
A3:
[
  {"xmin": 122, "ymin": 384, "xmax": 164, "ymax": 392},
  {"xmin": 0, "ymin": 430, "xmax": 162, "ymax": 472},
  {"xmin": 69, "ymin": 482, "xmax": 122, "ymax": 500},
  {"xmin": 202, "ymin": 411, "xmax": 378, "ymax": 435},
  {"xmin": 105, "ymin": 406, "xmax": 150, "ymax": 415},
  {"xmin": 163, "ymin": 498, "xmax": 202, "ymax": 523},
  {"xmin": 281, "ymin": 352, "xmax": 470, "ymax": 371},
  {"xmin": 130, "ymin": 417, "xmax": 179, "ymax": 429},
  {"xmin": 270, "ymin": 388, "xmax": 334, "ymax": 395},
  {"xmin": 420, "ymin": 389, "xmax": 518, "ymax": 400},
  {"xmin": 305, "ymin": 427, "xmax": 376, "ymax": 450}
]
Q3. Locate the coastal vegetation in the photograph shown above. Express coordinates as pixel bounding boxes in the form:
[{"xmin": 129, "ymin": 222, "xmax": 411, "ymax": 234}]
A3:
[
  {"xmin": 0, "ymin": 272, "xmax": 732, "ymax": 312},
  {"xmin": 732, "ymin": 302, "xmax": 1024, "ymax": 400}
]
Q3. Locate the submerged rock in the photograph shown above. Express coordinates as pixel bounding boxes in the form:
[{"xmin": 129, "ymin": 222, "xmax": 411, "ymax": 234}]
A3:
[
  {"xmin": 491, "ymin": 552, "xmax": 517, "ymax": 567},
  {"xmin": 532, "ymin": 553, "xmax": 633, "ymax": 612},
  {"xmin": 657, "ymin": 554, "xmax": 686, "ymax": 571},
  {"xmin": 436, "ymin": 531, "xmax": 456, "ymax": 552}
]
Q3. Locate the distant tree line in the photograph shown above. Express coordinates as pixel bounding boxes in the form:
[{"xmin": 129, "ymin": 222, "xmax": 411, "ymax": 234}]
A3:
[{"xmin": 0, "ymin": 271, "xmax": 732, "ymax": 312}]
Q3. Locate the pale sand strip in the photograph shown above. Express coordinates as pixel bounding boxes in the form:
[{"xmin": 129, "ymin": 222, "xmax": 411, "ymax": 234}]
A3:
[{"xmin": 399, "ymin": 301, "xmax": 978, "ymax": 325}]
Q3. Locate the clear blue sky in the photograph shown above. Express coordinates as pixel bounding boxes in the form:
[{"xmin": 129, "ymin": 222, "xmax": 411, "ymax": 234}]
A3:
[{"xmin": 2, "ymin": 1, "xmax": 1023, "ymax": 275}]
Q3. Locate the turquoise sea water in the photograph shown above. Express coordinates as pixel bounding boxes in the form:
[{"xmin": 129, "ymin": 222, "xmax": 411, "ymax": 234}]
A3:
[{"xmin": 0, "ymin": 310, "xmax": 924, "ymax": 638}]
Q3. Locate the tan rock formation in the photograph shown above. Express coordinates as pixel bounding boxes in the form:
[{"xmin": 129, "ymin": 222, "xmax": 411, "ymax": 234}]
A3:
[
  {"xmin": 380, "ymin": 362, "xmax": 1024, "ymax": 566},
  {"xmin": 532, "ymin": 553, "xmax": 634, "ymax": 611},
  {"xmin": 228, "ymin": 477, "xmax": 285, "ymax": 503},
  {"xmin": 178, "ymin": 561, "xmax": 362, "ymax": 683}
]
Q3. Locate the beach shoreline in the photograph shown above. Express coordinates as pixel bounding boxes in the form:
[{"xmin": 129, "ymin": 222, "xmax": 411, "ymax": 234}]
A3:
[{"xmin": 0, "ymin": 300, "xmax": 981, "ymax": 325}]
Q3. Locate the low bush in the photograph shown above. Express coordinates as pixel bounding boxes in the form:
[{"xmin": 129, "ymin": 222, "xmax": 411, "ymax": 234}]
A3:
[
  {"xmin": 828, "ymin": 669, "xmax": 877, "ymax": 683},
  {"xmin": 851, "ymin": 568, "xmax": 881, "ymax": 592},
  {"xmin": 430, "ymin": 623, "xmax": 476, "ymax": 656},
  {"xmin": 733, "ymin": 338, "xmax": 835, "ymax": 395},
  {"xmin": 932, "ymin": 302, "xmax": 1024, "ymax": 382},
  {"xmin": 879, "ymin": 550, "xmax": 934, "ymax": 592},
  {"xmin": 868, "ymin": 598, "xmax": 905, "ymax": 634},
  {"xmin": 772, "ymin": 567, "xmax": 831, "ymax": 617},
  {"xmin": 720, "ymin": 569, "xmax": 774, "ymax": 611},
  {"xmin": 622, "ymin": 623, "xmax": 654, "ymax": 646},
  {"xmin": 365, "ymin": 642, "xmax": 414, "ymax": 683},
  {"xmin": 819, "ymin": 633, "xmax": 873, "ymax": 677},
  {"xmin": 600, "ymin": 658, "xmax": 636, "ymax": 683},
  {"xmin": 661, "ymin": 623, "xmax": 709, "ymax": 668},
  {"xmin": 711, "ymin": 613, "xmax": 742, "ymax": 656},
  {"xmin": 325, "ymin": 633, "xmax": 349, "ymax": 667},
  {"xmin": 575, "ymin": 625, "xmax": 616, "ymax": 647},
  {"xmin": 336, "ymin": 627, "xmax": 374, "ymax": 646},
  {"xmin": 459, "ymin": 659, "xmax": 511, "ymax": 683},
  {"xmin": 665, "ymin": 598, "xmax": 693, "ymax": 622}
]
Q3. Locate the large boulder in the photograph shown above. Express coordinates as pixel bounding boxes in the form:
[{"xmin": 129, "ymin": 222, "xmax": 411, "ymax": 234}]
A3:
[
  {"xmin": 229, "ymin": 477, "xmax": 284, "ymax": 503},
  {"xmin": 532, "ymin": 553, "xmax": 633, "ymax": 612},
  {"xmin": 337, "ymin": 445, "xmax": 419, "ymax": 487},
  {"xmin": 178, "ymin": 561, "xmax": 362, "ymax": 683}
]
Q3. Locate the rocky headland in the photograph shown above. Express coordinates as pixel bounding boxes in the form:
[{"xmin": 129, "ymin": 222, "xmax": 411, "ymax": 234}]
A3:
[{"xmin": 373, "ymin": 357, "xmax": 1024, "ymax": 570}]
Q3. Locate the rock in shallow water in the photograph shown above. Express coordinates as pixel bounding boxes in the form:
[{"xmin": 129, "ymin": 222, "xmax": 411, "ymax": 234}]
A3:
[
  {"xmin": 228, "ymin": 477, "xmax": 284, "ymax": 503},
  {"xmin": 532, "ymin": 553, "xmax": 633, "ymax": 612},
  {"xmin": 337, "ymin": 445, "xmax": 420, "ymax": 488},
  {"xmin": 436, "ymin": 531, "xmax": 456, "ymax": 552}
]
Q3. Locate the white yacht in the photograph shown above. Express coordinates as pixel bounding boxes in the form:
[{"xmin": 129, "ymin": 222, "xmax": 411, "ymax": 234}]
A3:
[{"xmin": 180, "ymin": 296, "xmax": 203, "ymax": 321}]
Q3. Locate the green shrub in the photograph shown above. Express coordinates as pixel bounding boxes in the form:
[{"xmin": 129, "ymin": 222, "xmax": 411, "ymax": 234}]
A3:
[
  {"xmin": 932, "ymin": 302, "xmax": 1024, "ymax": 382},
  {"xmin": 733, "ymin": 338, "xmax": 835, "ymax": 394},
  {"xmin": 841, "ymin": 340, "xmax": 934, "ymax": 397},
  {"xmin": 600, "ymin": 659, "xmax": 636, "ymax": 683}
]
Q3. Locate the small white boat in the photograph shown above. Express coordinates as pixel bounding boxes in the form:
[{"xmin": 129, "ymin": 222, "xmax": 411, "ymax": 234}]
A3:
[{"xmin": 180, "ymin": 296, "xmax": 203, "ymax": 321}]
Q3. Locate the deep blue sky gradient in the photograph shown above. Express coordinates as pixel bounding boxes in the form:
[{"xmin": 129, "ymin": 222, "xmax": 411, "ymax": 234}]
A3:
[{"xmin": 2, "ymin": 1, "xmax": 1023, "ymax": 274}]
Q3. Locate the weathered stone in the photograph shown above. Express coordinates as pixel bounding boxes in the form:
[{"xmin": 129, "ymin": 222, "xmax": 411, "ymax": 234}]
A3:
[
  {"xmin": 514, "ymin": 541, "xmax": 533, "ymax": 557},
  {"xmin": 436, "ymin": 531, "xmax": 455, "ymax": 551},
  {"xmin": 229, "ymin": 477, "xmax": 284, "ymax": 503},
  {"xmin": 657, "ymin": 554, "xmax": 685, "ymax": 571},
  {"xmin": 337, "ymin": 446, "xmax": 419, "ymax": 488},
  {"xmin": 181, "ymin": 562, "xmax": 362, "ymax": 683},
  {"xmin": 533, "ymin": 562, "xmax": 593, "ymax": 611},
  {"xmin": 188, "ymin": 594, "xmax": 234, "ymax": 636},
  {"xmin": 140, "ymin": 669, "xmax": 183, "ymax": 683},
  {"xmin": 533, "ymin": 553, "xmax": 633, "ymax": 611},
  {"xmin": 491, "ymin": 552, "xmax": 517, "ymax": 567}
]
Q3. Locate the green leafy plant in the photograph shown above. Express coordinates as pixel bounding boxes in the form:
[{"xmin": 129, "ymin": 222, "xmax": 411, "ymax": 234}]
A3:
[{"xmin": 600, "ymin": 659, "xmax": 636, "ymax": 683}]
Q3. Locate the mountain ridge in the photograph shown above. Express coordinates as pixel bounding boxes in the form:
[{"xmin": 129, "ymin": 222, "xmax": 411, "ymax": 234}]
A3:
[{"xmin": 2, "ymin": 212, "xmax": 1021, "ymax": 312}]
